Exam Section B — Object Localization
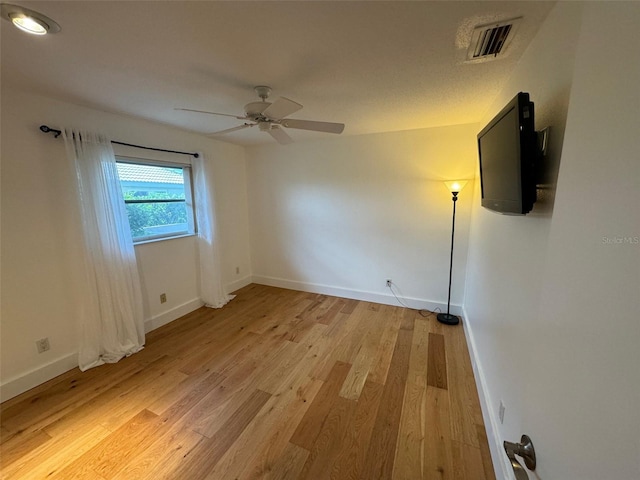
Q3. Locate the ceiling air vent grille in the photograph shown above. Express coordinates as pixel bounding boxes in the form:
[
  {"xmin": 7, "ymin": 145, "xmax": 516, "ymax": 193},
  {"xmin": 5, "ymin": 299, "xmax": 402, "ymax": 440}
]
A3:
[{"xmin": 467, "ymin": 17, "xmax": 522, "ymax": 62}]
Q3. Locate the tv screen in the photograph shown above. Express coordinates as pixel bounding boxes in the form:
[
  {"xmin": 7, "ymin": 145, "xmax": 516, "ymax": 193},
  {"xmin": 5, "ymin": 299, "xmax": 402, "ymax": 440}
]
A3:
[{"xmin": 478, "ymin": 92, "xmax": 537, "ymax": 215}]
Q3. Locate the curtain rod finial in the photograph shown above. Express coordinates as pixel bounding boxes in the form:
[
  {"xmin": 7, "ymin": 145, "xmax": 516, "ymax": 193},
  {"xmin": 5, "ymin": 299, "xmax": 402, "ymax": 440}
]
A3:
[{"xmin": 40, "ymin": 125, "xmax": 61, "ymax": 138}]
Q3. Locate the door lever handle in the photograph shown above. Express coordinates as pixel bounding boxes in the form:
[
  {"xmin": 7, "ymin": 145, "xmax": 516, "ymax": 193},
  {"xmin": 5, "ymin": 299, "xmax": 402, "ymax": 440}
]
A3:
[{"xmin": 503, "ymin": 435, "xmax": 536, "ymax": 480}]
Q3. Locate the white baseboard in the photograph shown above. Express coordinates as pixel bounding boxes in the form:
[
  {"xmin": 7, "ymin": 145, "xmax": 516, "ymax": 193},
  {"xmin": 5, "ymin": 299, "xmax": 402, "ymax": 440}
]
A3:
[
  {"xmin": 143, "ymin": 297, "xmax": 204, "ymax": 333},
  {"xmin": 251, "ymin": 274, "xmax": 462, "ymax": 315},
  {"xmin": 226, "ymin": 275, "xmax": 253, "ymax": 294},
  {"xmin": 0, "ymin": 353, "xmax": 78, "ymax": 403},
  {"xmin": 461, "ymin": 307, "xmax": 510, "ymax": 480}
]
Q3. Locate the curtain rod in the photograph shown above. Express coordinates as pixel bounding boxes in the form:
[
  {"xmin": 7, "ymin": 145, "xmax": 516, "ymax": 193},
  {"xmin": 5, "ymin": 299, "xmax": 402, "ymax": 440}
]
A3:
[{"xmin": 39, "ymin": 125, "xmax": 200, "ymax": 158}]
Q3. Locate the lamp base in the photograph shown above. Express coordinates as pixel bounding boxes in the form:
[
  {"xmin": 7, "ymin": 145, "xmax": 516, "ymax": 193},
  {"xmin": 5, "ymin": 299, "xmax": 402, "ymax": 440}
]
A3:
[{"xmin": 436, "ymin": 313, "xmax": 460, "ymax": 325}]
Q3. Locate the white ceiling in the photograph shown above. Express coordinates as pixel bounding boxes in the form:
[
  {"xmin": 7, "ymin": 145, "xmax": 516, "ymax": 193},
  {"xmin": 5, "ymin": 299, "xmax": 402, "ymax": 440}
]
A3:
[{"xmin": 1, "ymin": 1, "xmax": 555, "ymax": 146}]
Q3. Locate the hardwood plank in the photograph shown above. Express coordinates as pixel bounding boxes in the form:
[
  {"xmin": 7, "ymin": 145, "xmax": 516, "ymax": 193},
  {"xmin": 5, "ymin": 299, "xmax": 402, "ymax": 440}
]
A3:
[
  {"xmin": 207, "ymin": 388, "xmax": 271, "ymax": 445},
  {"xmin": 296, "ymin": 294, "xmax": 334, "ymax": 323},
  {"xmin": 185, "ymin": 358, "xmax": 262, "ymax": 438},
  {"xmin": 367, "ymin": 307, "xmax": 403, "ymax": 385},
  {"xmin": 140, "ymin": 308, "xmax": 239, "ymax": 365},
  {"xmin": 1, "ymin": 424, "xmax": 112, "ymax": 479},
  {"xmin": 427, "ymin": 333, "xmax": 448, "ymax": 390},
  {"xmin": 408, "ymin": 316, "xmax": 430, "ymax": 388},
  {"xmin": 242, "ymin": 442, "xmax": 309, "ymax": 480},
  {"xmin": 424, "ymin": 386, "xmax": 453, "ymax": 480},
  {"xmin": 290, "ymin": 361, "xmax": 352, "ymax": 450},
  {"xmin": 176, "ymin": 325, "xmax": 257, "ymax": 376},
  {"xmin": 248, "ymin": 291, "xmax": 313, "ymax": 335},
  {"xmin": 339, "ymin": 298, "xmax": 359, "ymax": 314},
  {"xmin": 97, "ymin": 364, "xmax": 188, "ymax": 433},
  {"xmin": 0, "ymin": 428, "xmax": 52, "ymax": 471},
  {"xmin": 200, "ymin": 324, "xmax": 323, "ymax": 440},
  {"xmin": 339, "ymin": 305, "xmax": 387, "ymax": 400},
  {"xmin": 330, "ymin": 380, "xmax": 384, "ymax": 480},
  {"xmin": 204, "ymin": 377, "xmax": 323, "ymax": 480},
  {"xmin": 476, "ymin": 424, "xmax": 497, "ymax": 480},
  {"xmin": 110, "ymin": 373, "xmax": 226, "ymax": 478},
  {"xmin": 146, "ymin": 368, "xmax": 225, "ymax": 416},
  {"xmin": 258, "ymin": 323, "xmax": 330, "ymax": 397},
  {"xmin": 311, "ymin": 302, "xmax": 370, "ymax": 381},
  {"xmin": 255, "ymin": 339, "xmax": 307, "ymax": 394},
  {"xmin": 446, "ymin": 325, "xmax": 481, "ymax": 448},
  {"xmin": 360, "ymin": 322, "xmax": 413, "ymax": 480},
  {"xmin": 50, "ymin": 409, "xmax": 160, "ymax": 479},
  {"xmin": 236, "ymin": 380, "xmax": 323, "ymax": 480},
  {"xmin": 392, "ymin": 316, "xmax": 431, "ymax": 479},
  {"xmin": 170, "ymin": 389, "xmax": 271, "ymax": 479},
  {"xmin": 451, "ymin": 323, "xmax": 485, "ymax": 425},
  {"xmin": 316, "ymin": 297, "xmax": 347, "ymax": 325},
  {"xmin": 297, "ymin": 396, "xmax": 357, "ymax": 480},
  {"xmin": 340, "ymin": 303, "xmax": 386, "ymax": 364},
  {"xmin": 393, "ymin": 381, "xmax": 425, "ymax": 480},
  {"xmin": 451, "ymin": 440, "xmax": 487, "ymax": 480},
  {"xmin": 285, "ymin": 317, "xmax": 318, "ymax": 343},
  {"xmin": 322, "ymin": 310, "xmax": 354, "ymax": 338},
  {"xmin": 111, "ymin": 424, "xmax": 205, "ymax": 480}
]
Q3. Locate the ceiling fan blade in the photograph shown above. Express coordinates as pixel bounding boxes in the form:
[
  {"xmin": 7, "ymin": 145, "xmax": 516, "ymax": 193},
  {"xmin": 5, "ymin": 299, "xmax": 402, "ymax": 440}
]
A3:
[
  {"xmin": 208, "ymin": 123, "xmax": 255, "ymax": 136},
  {"xmin": 268, "ymin": 126, "xmax": 294, "ymax": 145},
  {"xmin": 175, "ymin": 108, "xmax": 247, "ymax": 120},
  {"xmin": 281, "ymin": 118, "xmax": 345, "ymax": 134},
  {"xmin": 262, "ymin": 97, "xmax": 303, "ymax": 120}
]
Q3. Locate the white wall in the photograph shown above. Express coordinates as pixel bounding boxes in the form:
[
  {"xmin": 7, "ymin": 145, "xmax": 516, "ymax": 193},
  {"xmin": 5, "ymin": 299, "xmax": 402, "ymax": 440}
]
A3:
[
  {"xmin": 246, "ymin": 124, "xmax": 478, "ymax": 311},
  {"xmin": 465, "ymin": 2, "xmax": 640, "ymax": 479},
  {"xmin": 0, "ymin": 87, "xmax": 251, "ymax": 401}
]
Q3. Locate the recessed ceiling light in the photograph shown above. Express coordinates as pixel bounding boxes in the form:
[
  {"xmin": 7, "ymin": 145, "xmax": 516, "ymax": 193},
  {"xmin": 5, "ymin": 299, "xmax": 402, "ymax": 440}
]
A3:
[{"xmin": 1, "ymin": 3, "xmax": 60, "ymax": 35}]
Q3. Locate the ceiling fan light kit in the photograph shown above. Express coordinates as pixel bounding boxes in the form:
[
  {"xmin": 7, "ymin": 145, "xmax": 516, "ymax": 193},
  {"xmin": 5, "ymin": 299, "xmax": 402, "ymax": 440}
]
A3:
[
  {"xmin": 244, "ymin": 101, "xmax": 270, "ymax": 117},
  {"xmin": 177, "ymin": 86, "xmax": 345, "ymax": 145}
]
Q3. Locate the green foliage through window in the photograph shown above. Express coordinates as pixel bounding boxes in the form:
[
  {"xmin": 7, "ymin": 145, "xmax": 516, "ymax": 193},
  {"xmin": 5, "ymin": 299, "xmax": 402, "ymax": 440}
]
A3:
[{"xmin": 116, "ymin": 161, "xmax": 195, "ymax": 242}]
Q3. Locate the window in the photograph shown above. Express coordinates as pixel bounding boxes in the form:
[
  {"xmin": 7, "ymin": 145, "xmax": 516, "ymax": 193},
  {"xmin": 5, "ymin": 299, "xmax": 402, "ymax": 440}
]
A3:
[{"xmin": 116, "ymin": 159, "xmax": 195, "ymax": 243}]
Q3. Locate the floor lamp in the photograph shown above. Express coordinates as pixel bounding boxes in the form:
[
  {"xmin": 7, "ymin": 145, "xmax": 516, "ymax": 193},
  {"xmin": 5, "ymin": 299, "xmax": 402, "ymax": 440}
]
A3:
[{"xmin": 437, "ymin": 180, "xmax": 467, "ymax": 325}]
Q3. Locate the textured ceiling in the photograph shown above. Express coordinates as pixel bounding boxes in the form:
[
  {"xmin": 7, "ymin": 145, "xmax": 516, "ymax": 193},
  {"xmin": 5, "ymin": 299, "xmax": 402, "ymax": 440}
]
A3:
[{"xmin": 1, "ymin": 1, "xmax": 555, "ymax": 146}]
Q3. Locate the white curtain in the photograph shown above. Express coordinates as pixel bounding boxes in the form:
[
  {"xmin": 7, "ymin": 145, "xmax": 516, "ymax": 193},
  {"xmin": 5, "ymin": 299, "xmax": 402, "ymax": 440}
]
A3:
[
  {"xmin": 63, "ymin": 129, "xmax": 145, "ymax": 371},
  {"xmin": 192, "ymin": 154, "xmax": 234, "ymax": 308}
]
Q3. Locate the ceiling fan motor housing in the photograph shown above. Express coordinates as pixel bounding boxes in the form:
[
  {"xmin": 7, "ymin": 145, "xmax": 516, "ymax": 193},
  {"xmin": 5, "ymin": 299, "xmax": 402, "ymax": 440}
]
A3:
[{"xmin": 254, "ymin": 85, "xmax": 272, "ymax": 100}]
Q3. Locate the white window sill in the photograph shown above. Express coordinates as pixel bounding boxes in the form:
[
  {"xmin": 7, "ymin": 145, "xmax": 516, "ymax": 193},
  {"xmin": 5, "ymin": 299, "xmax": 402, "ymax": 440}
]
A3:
[{"xmin": 133, "ymin": 233, "xmax": 197, "ymax": 246}]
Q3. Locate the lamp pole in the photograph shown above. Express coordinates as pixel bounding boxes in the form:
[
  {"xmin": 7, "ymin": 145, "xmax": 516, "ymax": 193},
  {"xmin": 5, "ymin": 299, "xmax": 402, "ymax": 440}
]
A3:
[{"xmin": 437, "ymin": 181, "xmax": 465, "ymax": 325}]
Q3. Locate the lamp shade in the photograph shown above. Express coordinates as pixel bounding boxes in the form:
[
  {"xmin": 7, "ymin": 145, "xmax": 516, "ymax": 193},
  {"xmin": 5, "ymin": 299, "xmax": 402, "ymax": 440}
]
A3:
[{"xmin": 444, "ymin": 180, "xmax": 468, "ymax": 194}]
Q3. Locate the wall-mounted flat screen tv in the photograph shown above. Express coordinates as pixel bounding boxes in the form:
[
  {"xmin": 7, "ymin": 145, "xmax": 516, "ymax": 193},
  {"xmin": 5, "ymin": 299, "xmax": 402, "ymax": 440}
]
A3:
[{"xmin": 478, "ymin": 92, "xmax": 537, "ymax": 215}]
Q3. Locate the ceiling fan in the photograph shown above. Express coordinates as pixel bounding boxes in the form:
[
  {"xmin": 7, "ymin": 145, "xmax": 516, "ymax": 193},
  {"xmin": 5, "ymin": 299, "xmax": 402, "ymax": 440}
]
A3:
[{"xmin": 176, "ymin": 86, "xmax": 345, "ymax": 144}]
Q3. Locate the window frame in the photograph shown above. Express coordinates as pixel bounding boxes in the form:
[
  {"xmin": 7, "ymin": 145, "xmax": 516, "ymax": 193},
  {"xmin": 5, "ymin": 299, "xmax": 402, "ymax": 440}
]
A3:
[{"xmin": 116, "ymin": 156, "xmax": 196, "ymax": 244}]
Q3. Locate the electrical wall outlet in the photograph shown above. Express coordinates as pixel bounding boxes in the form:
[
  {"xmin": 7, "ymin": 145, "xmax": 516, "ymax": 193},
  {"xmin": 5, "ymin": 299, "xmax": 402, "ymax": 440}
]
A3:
[
  {"xmin": 499, "ymin": 400, "xmax": 506, "ymax": 424},
  {"xmin": 160, "ymin": 293, "xmax": 167, "ymax": 304},
  {"xmin": 386, "ymin": 279, "xmax": 392, "ymax": 287},
  {"xmin": 36, "ymin": 338, "xmax": 50, "ymax": 353}
]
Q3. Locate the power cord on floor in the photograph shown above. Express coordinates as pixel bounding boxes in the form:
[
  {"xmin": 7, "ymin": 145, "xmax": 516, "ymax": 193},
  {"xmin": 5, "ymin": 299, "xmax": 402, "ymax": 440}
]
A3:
[{"xmin": 386, "ymin": 281, "xmax": 441, "ymax": 319}]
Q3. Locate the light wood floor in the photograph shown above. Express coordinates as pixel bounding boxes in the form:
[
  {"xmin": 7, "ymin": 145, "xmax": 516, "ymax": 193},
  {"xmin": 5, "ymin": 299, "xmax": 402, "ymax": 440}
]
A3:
[{"xmin": 0, "ymin": 284, "xmax": 495, "ymax": 479}]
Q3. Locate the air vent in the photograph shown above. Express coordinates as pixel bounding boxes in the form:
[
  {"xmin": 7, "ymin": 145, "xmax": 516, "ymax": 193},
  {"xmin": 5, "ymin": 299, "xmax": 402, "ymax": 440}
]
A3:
[{"xmin": 466, "ymin": 17, "xmax": 522, "ymax": 61}]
